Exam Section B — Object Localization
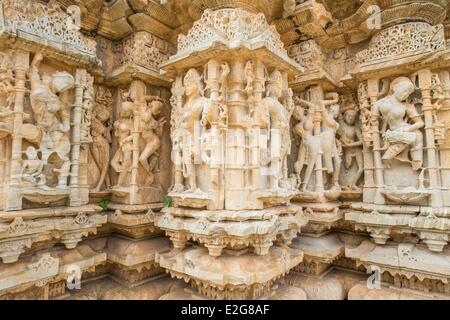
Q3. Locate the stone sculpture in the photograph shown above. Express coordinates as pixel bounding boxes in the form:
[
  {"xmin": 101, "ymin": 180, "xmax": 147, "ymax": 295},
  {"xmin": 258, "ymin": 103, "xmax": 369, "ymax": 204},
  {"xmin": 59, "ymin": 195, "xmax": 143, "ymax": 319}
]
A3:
[
  {"xmin": 376, "ymin": 77, "xmax": 424, "ymax": 171},
  {"xmin": 337, "ymin": 106, "xmax": 363, "ymax": 189},
  {"xmin": 0, "ymin": 0, "xmax": 449, "ymax": 302},
  {"xmin": 89, "ymin": 87, "xmax": 113, "ymax": 192},
  {"xmin": 29, "ymin": 52, "xmax": 74, "ymax": 189},
  {"xmin": 111, "ymin": 95, "xmax": 134, "ymax": 188}
]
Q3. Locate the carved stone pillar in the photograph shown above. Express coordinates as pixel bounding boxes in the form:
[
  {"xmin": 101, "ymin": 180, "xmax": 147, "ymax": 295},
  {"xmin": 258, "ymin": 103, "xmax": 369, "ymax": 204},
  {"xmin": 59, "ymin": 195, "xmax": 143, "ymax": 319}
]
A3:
[
  {"xmin": 70, "ymin": 69, "xmax": 86, "ymax": 207},
  {"xmin": 156, "ymin": 7, "xmax": 306, "ymax": 300},
  {"xmin": 171, "ymin": 76, "xmax": 185, "ymax": 192},
  {"xmin": 309, "ymin": 85, "xmax": 324, "ymax": 194},
  {"xmin": 418, "ymin": 69, "xmax": 443, "ymax": 208},
  {"xmin": 204, "ymin": 59, "xmax": 224, "ymax": 209},
  {"xmin": 130, "ymin": 80, "xmax": 146, "ymax": 205},
  {"xmin": 437, "ymin": 71, "xmax": 450, "ymax": 206},
  {"xmin": 249, "ymin": 59, "xmax": 265, "ymax": 192},
  {"xmin": 367, "ymin": 78, "xmax": 385, "ymax": 205},
  {"xmin": 226, "ymin": 58, "xmax": 247, "ymax": 210},
  {"xmin": 5, "ymin": 50, "xmax": 29, "ymax": 211},
  {"xmin": 358, "ymin": 81, "xmax": 376, "ymax": 203}
]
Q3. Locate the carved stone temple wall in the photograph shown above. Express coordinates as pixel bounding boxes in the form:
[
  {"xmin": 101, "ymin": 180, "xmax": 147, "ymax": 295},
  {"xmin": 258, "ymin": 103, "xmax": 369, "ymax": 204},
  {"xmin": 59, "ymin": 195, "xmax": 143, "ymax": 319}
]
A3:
[{"xmin": 0, "ymin": 0, "xmax": 449, "ymax": 300}]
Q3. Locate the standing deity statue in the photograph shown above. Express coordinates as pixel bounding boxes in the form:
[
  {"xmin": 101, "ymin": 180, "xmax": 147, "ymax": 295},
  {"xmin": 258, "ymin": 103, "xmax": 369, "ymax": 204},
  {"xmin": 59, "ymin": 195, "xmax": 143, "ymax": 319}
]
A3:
[
  {"xmin": 28, "ymin": 52, "xmax": 75, "ymax": 188},
  {"xmin": 293, "ymin": 97, "xmax": 322, "ymax": 191},
  {"xmin": 89, "ymin": 87, "xmax": 113, "ymax": 192},
  {"xmin": 173, "ymin": 68, "xmax": 210, "ymax": 192},
  {"xmin": 320, "ymin": 92, "xmax": 342, "ymax": 188},
  {"xmin": 21, "ymin": 146, "xmax": 45, "ymax": 187},
  {"xmin": 262, "ymin": 70, "xmax": 289, "ymax": 190},
  {"xmin": 294, "ymin": 92, "xmax": 342, "ymax": 191},
  {"xmin": 375, "ymin": 76, "xmax": 424, "ymax": 170},
  {"xmin": 111, "ymin": 96, "xmax": 134, "ymax": 187},
  {"xmin": 337, "ymin": 107, "xmax": 363, "ymax": 188}
]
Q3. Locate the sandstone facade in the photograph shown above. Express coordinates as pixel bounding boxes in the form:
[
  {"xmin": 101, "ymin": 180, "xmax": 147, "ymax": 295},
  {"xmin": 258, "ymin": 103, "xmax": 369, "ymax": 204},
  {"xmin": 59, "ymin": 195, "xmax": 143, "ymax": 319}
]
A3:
[{"xmin": 0, "ymin": 0, "xmax": 449, "ymax": 300}]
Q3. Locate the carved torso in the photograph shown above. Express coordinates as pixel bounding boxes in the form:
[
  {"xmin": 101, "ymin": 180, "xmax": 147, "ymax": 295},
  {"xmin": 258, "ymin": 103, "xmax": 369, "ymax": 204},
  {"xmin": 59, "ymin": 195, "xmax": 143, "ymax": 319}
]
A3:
[{"xmin": 378, "ymin": 96, "xmax": 409, "ymax": 130}]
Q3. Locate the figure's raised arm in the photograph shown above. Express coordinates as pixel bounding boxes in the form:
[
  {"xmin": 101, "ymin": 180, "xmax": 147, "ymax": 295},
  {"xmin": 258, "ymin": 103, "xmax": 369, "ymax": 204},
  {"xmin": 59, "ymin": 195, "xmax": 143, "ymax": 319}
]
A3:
[
  {"xmin": 321, "ymin": 92, "xmax": 339, "ymax": 107},
  {"xmin": 405, "ymin": 103, "xmax": 424, "ymax": 132},
  {"xmin": 293, "ymin": 97, "xmax": 315, "ymax": 109},
  {"xmin": 29, "ymin": 52, "xmax": 44, "ymax": 90}
]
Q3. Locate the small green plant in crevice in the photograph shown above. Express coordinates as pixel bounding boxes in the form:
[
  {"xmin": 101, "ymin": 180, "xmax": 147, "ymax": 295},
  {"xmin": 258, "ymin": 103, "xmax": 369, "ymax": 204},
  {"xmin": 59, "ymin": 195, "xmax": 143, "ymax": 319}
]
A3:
[
  {"xmin": 98, "ymin": 199, "xmax": 110, "ymax": 211},
  {"xmin": 163, "ymin": 195, "xmax": 173, "ymax": 208}
]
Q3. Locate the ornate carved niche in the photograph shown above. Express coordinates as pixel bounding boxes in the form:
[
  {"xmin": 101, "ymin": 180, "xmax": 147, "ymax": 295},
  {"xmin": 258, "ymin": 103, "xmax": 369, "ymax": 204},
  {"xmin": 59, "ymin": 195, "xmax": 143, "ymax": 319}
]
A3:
[
  {"xmin": 0, "ymin": 0, "xmax": 101, "ymax": 211},
  {"xmin": 360, "ymin": 70, "xmax": 450, "ymax": 208},
  {"xmin": 0, "ymin": 51, "xmax": 94, "ymax": 211},
  {"xmin": 352, "ymin": 22, "xmax": 445, "ymax": 75},
  {"xmin": 109, "ymin": 80, "xmax": 171, "ymax": 206},
  {"xmin": 164, "ymin": 8, "xmax": 301, "ymax": 211},
  {"xmin": 0, "ymin": 0, "xmax": 100, "ymax": 68}
]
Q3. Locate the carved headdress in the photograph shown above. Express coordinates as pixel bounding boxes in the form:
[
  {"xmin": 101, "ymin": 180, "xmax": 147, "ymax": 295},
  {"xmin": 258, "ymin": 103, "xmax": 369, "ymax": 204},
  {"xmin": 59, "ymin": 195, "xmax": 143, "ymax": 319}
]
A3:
[
  {"xmin": 340, "ymin": 93, "xmax": 358, "ymax": 115},
  {"xmin": 268, "ymin": 70, "xmax": 283, "ymax": 87},
  {"xmin": 389, "ymin": 76, "xmax": 415, "ymax": 97},
  {"xmin": 184, "ymin": 68, "xmax": 204, "ymax": 95},
  {"xmin": 266, "ymin": 70, "xmax": 283, "ymax": 98}
]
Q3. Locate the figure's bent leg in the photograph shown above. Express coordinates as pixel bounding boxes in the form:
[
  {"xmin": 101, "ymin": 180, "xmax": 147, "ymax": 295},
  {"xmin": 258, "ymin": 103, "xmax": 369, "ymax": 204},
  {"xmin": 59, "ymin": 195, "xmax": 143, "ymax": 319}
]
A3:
[
  {"xmin": 353, "ymin": 153, "xmax": 364, "ymax": 188},
  {"xmin": 410, "ymin": 131, "xmax": 423, "ymax": 170},
  {"xmin": 332, "ymin": 155, "xmax": 341, "ymax": 187},
  {"xmin": 118, "ymin": 151, "xmax": 132, "ymax": 186},
  {"xmin": 323, "ymin": 152, "xmax": 333, "ymax": 174},
  {"xmin": 186, "ymin": 163, "xmax": 196, "ymax": 191},
  {"xmin": 95, "ymin": 146, "xmax": 110, "ymax": 191},
  {"xmin": 344, "ymin": 152, "xmax": 353, "ymax": 170},
  {"xmin": 301, "ymin": 153, "xmax": 317, "ymax": 191},
  {"xmin": 382, "ymin": 143, "xmax": 408, "ymax": 168}
]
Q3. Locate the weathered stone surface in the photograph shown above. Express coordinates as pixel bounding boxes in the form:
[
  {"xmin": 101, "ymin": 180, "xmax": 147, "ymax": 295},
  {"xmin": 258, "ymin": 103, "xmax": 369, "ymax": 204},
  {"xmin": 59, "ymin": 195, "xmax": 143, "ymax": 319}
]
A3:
[
  {"xmin": 348, "ymin": 282, "xmax": 450, "ymax": 300},
  {"xmin": 0, "ymin": 0, "xmax": 449, "ymax": 301}
]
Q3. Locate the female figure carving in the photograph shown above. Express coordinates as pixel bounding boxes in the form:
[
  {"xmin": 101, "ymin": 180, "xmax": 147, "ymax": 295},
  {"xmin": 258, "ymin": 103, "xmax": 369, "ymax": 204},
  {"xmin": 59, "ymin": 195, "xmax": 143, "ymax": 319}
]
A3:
[
  {"xmin": 375, "ymin": 77, "xmax": 424, "ymax": 170},
  {"xmin": 139, "ymin": 98, "xmax": 166, "ymax": 184}
]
